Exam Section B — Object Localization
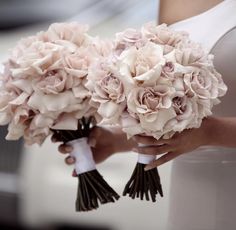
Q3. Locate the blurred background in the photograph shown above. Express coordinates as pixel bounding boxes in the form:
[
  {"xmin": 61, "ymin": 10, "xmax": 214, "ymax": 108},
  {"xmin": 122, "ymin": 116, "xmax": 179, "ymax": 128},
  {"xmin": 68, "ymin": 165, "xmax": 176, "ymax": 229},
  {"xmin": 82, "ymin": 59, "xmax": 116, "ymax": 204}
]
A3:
[{"xmin": 0, "ymin": 1, "xmax": 172, "ymax": 229}]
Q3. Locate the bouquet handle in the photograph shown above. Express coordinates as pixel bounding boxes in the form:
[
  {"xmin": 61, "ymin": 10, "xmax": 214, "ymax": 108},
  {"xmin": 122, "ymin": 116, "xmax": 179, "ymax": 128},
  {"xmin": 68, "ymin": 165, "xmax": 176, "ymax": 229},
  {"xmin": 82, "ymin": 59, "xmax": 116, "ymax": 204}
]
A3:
[
  {"xmin": 69, "ymin": 138, "xmax": 96, "ymax": 174},
  {"xmin": 123, "ymin": 149, "xmax": 163, "ymax": 202},
  {"xmin": 52, "ymin": 117, "xmax": 120, "ymax": 212}
]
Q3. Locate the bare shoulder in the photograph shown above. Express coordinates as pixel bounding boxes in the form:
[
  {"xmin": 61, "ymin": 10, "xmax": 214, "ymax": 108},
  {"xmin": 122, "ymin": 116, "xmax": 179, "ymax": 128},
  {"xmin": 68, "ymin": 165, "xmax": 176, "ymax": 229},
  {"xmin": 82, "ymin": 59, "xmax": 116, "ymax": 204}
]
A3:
[{"xmin": 159, "ymin": 0, "xmax": 223, "ymax": 25}]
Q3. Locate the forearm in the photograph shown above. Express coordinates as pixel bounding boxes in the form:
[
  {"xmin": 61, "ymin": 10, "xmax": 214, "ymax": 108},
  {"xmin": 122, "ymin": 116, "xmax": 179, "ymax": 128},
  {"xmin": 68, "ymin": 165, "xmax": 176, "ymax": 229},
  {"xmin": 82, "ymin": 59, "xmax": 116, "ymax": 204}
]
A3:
[
  {"xmin": 204, "ymin": 116, "xmax": 236, "ymax": 148},
  {"xmin": 108, "ymin": 115, "xmax": 236, "ymax": 153}
]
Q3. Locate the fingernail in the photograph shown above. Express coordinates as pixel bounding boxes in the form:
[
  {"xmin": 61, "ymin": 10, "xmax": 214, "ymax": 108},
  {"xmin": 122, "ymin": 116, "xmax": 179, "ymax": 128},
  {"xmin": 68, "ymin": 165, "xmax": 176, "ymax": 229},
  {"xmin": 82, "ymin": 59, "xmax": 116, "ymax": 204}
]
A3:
[
  {"xmin": 66, "ymin": 146, "xmax": 73, "ymax": 152},
  {"xmin": 68, "ymin": 157, "xmax": 75, "ymax": 164},
  {"xmin": 88, "ymin": 138, "xmax": 96, "ymax": 147},
  {"xmin": 72, "ymin": 170, "xmax": 77, "ymax": 177}
]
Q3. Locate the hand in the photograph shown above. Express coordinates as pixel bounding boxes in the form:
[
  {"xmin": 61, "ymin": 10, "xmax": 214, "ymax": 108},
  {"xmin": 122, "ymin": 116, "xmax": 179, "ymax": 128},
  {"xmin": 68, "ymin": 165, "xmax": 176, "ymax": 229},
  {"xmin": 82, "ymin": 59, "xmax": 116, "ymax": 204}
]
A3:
[
  {"xmin": 132, "ymin": 119, "xmax": 210, "ymax": 170},
  {"xmin": 51, "ymin": 126, "xmax": 117, "ymax": 176}
]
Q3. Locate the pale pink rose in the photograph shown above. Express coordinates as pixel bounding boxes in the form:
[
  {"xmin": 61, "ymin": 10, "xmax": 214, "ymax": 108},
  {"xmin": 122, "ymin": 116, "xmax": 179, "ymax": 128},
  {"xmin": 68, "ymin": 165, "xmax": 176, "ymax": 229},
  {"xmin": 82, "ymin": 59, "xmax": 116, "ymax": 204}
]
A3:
[
  {"xmin": 33, "ymin": 70, "xmax": 73, "ymax": 95},
  {"xmin": 141, "ymin": 23, "xmax": 188, "ymax": 53},
  {"xmin": 163, "ymin": 61, "xmax": 175, "ymax": 73},
  {"xmin": 9, "ymin": 35, "xmax": 43, "ymax": 63},
  {"xmin": 119, "ymin": 42, "xmax": 166, "ymax": 88},
  {"xmin": 175, "ymin": 46, "xmax": 209, "ymax": 67},
  {"xmin": 183, "ymin": 68, "xmax": 219, "ymax": 100},
  {"xmin": 13, "ymin": 105, "xmax": 34, "ymax": 126},
  {"xmin": 164, "ymin": 93, "xmax": 200, "ymax": 132},
  {"xmin": 1, "ymin": 63, "xmax": 26, "ymax": 94},
  {"xmin": 91, "ymin": 38, "xmax": 114, "ymax": 57},
  {"xmin": 24, "ymin": 114, "xmax": 54, "ymax": 145},
  {"xmin": 0, "ymin": 90, "xmax": 15, "ymax": 124},
  {"xmin": 158, "ymin": 58, "xmax": 189, "ymax": 85},
  {"xmin": 29, "ymin": 114, "xmax": 54, "ymax": 130},
  {"xmin": 63, "ymin": 47, "xmax": 95, "ymax": 78},
  {"xmin": 11, "ymin": 41, "xmax": 64, "ymax": 78},
  {"xmin": 127, "ymin": 85, "xmax": 176, "ymax": 133},
  {"xmin": 27, "ymin": 91, "xmax": 82, "ymax": 113},
  {"xmin": 115, "ymin": 28, "xmax": 146, "ymax": 55},
  {"xmin": 86, "ymin": 63, "xmax": 126, "ymax": 124},
  {"xmin": 4, "ymin": 103, "xmax": 38, "ymax": 141},
  {"xmin": 141, "ymin": 23, "xmax": 185, "ymax": 45},
  {"xmin": 45, "ymin": 22, "xmax": 90, "ymax": 47},
  {"xmin": 159, "ymin": 61, "xmax": 176, "ymax": 82},
  {"xmin": 6, "ymin": 122, "xmax": 26, "ymax": 140},
  {"xmin": 51, "ymin": 113, "xmax": 79, "ymax": 130},
  {"xmin": 0, "ymin": 66, "xmax": 31, "ymax": 125},
  {"xmin": 24, "ymin": 126, "xmax": 50, "ymax": 145},
  {"xmin": 211, "ymin": 68, "xmax": 227, "ymax": 97},
  {"xmin": 121, "ymin": 112, "xmax": 144, "ymax": 138},
  {"xmin": 72, "ymin": 79, "xmax": 91, "ymax": 99},
  {"xmin": 9, "ymin": 78, "xmax": 33, "ymax": 95}
]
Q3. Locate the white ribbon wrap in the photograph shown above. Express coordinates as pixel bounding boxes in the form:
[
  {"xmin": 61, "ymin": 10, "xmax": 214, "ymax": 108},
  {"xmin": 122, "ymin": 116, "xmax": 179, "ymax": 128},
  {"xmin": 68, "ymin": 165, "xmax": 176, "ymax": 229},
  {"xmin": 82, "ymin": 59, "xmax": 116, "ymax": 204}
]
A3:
[
  {"xmin": 137, "ymin": 143, "xmax": 156, "ymax": 164},
  {"xmin": 69, "ymin": 137, "xmax": 96, "ymax": 175}
]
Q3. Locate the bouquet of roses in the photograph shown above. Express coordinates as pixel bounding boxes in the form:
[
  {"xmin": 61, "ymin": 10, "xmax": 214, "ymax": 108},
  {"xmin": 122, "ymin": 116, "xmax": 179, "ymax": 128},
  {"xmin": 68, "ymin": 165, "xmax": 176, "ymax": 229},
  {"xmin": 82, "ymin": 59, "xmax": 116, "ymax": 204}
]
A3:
[
  {"xmin": 0, "ymin": 22, "xmax": 119, "ymax": 211},
  {"xmin": 0, "ymin": 21, "xmax": 227, "ymax": 209},
  {"xmin": 88, "ymin": 22, "xmax": 227, "ymax": 202}
]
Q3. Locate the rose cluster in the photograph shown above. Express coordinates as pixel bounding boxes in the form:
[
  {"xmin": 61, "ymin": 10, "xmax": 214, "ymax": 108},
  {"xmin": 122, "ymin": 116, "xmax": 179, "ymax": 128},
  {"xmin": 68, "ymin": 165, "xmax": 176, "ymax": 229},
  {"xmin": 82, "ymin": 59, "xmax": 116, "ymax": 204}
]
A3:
[
  {"xmin": 89, "ymin": 22, "xmax": 227, "ymax": 140},
  {"xmin": 0, "ymin": 22, "xmax": 227, "ymax": 145},
  {"xmin": 0, "ymin": 22, "xmax": 111, "ymax": 145}
]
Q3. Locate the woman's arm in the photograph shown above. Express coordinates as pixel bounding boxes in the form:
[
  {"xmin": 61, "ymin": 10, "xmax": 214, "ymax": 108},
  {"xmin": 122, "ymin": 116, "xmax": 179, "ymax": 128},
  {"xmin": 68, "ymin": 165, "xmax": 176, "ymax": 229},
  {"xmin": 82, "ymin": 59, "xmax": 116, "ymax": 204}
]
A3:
[
  {"xmin": 159, "ymin": 0, "xmax": 223, "ymax": 25},
  {"xmin": 133, "ymin": 116, "xmax": 236, "ymax": 170},
  {"xmin": 204, "ymin": 116, "xmax": 236, "ymax": 147}
]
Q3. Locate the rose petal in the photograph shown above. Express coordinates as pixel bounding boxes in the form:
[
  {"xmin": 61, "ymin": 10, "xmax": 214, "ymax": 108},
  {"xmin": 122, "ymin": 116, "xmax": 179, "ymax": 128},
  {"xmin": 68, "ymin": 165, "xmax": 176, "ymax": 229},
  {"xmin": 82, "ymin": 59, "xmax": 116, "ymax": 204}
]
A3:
[
  {"xmin": 52, "ymin": 113, "xmax": 78, "ymax": 130},
  {"xmin": 140, "ymin": 107, "xmax": 176, "ymax": 131},
  {"xmin": 9, "ymin": 92, "xmax": 29, "ymax": 105},
  {"xmin": 98, "ymin": 101, "xmax": 119, "ymax": 118}
]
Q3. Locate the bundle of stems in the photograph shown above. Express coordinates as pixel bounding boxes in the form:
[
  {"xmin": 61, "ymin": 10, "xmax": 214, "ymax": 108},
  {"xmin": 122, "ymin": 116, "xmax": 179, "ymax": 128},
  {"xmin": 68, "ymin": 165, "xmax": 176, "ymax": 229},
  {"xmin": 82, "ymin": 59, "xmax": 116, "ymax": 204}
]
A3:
[
  {"xmin": 123, "ymin": 162, "xmax": 163, "ymax": 202},
  {"xmin": 52, "ymin": 117, "xmax": 120, "ymax": 211}
]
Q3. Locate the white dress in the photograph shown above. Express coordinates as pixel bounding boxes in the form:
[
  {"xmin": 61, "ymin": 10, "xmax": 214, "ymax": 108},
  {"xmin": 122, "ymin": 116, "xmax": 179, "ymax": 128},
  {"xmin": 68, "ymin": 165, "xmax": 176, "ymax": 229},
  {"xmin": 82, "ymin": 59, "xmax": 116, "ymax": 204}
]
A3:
[{"xmin": 167, "ymin": 1, "xmax": 236, "ymax": 230}]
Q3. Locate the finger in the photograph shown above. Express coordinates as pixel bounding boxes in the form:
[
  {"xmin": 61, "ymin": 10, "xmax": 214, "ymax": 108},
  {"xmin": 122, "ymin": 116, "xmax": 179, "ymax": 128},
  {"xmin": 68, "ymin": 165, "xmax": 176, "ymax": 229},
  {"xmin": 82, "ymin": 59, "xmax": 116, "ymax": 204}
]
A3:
[
  {"xmin": 51, "ymin": 133, "xmax": 61, "ymax": 143},
  {"xmin": 65, "ymin": 156, "xmax": 75, "ymax": 165},
  {"xmin": 58, "ymin": 144, "xmax": 73, "ymax": 154},
  {"xmin": 72, "ymin": 169, "xmax": 77, "ymax": 177},
  {"xmin": 51, "ymin": 135, "xmax": 57, "ymax": 143},
  {"xmin": 145, "ymin": 151, "xmax": 181, "ymax": 170},
  {"xmin": 132, "ymin": 144, "xmax": 172, "ymax": 155},
  {"xmin": 89, "ymin": 126, "xmax": 102, "ymax": 138},
  {"xmin": 133, "ymin": 135, "xmax": 170, "ymax": 145}
]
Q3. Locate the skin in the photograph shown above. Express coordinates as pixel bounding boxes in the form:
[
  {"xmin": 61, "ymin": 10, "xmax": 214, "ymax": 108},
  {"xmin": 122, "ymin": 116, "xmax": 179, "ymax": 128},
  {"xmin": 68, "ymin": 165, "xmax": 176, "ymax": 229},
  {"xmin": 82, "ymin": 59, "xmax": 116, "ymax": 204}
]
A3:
[
  {"xmin": 52, "ymin": 126, "xmax": 136, "ymax": 176},
  {"xmin": 54, "ymin": 116, "xmax": 236, "ymax": 174},
  {"xmin": 159, "ymin": 0, "xmax": 223, "ymax": 25},
  {"xmin": 133, "ymin": 117, "xmax": 236, "ymax": 170},
  {"xmin": 55, "ymin": 0, "xmax": 236, "ymax": 173}
]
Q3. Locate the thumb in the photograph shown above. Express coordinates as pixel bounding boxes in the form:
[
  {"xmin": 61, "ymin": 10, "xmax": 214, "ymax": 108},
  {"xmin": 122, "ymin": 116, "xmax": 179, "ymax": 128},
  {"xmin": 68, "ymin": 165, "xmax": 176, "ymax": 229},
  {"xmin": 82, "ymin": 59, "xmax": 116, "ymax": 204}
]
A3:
[{"xmin": 88, "ymin": 127, "xmax": 102, "ymax": 147}]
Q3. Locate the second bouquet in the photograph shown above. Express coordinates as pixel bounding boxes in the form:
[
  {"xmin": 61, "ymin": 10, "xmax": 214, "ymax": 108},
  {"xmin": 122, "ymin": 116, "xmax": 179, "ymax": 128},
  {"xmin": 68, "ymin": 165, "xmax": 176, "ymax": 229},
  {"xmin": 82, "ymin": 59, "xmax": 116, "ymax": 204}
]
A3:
[{"xmin": 89, "ymin": 22, "xmax": 227, "ymax": 202}]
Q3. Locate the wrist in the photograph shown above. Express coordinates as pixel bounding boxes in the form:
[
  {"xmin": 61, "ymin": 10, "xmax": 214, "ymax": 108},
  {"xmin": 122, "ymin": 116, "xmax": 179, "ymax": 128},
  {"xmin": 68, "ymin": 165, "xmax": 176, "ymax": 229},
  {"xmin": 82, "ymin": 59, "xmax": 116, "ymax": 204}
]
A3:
[
  {"xmin": 112, "ymin": 130, "xmax": 136, "ymax": 153},
  {"xmin": 201, "ymin": 116, "xmax": 218, "ymax": 146}
]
